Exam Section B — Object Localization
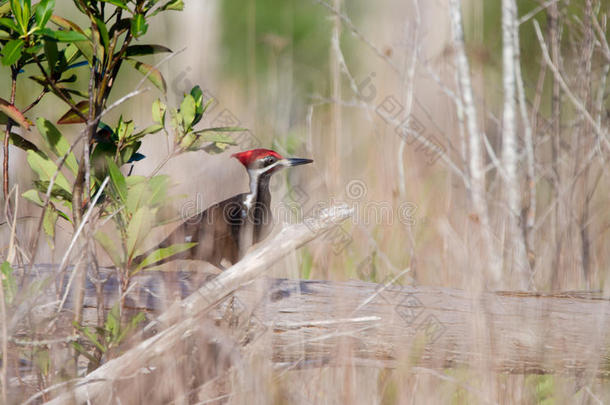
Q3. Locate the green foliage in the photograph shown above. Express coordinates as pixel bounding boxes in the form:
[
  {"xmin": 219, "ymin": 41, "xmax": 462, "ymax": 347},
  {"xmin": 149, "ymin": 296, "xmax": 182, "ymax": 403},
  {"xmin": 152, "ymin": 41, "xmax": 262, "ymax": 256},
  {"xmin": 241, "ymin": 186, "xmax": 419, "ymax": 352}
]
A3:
[
  {"xmin": 36, "ymin": 117, "xmax": 78, "ymax": 175},
  {"xmin": 73, "ymin": 304, "xmax": 146, "ymax": 368},
  {"xmin": 1, "ymin": 261, "xmax": 16, "ymax": 305},
  {"xmin": 525, "ymin": 374, "xmax": 555, "ymax": 404},
  {"xmin": 0, "ymin": 0, "xmax": 244, "ymax": 376},
  {"xmin": 133, "ymin": 242, "xmax": 196, "ymax": 273}
]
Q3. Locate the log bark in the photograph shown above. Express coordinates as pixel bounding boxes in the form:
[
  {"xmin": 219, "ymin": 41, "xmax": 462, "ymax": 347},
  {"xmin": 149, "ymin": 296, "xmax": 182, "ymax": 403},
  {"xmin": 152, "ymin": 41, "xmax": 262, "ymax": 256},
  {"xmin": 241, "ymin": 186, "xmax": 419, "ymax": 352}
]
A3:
[{"xmin": 31, "ymin": 264, "xmax": 610, "ymax": 381}]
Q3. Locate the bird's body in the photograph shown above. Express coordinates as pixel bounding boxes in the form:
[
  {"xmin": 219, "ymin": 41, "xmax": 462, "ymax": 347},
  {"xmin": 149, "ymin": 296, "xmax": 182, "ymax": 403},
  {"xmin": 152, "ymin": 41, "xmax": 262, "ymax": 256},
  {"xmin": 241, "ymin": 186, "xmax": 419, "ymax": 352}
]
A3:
[{"xmin": 134, "ymin": 149, "xmax": 312, "ymax": 269}]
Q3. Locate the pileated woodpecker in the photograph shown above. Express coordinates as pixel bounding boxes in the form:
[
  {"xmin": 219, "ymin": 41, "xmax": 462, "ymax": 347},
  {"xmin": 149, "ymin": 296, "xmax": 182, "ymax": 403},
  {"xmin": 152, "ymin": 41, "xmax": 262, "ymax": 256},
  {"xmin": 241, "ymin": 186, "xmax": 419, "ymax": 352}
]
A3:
[{"xmin": 134, "ymin": 148, "xmax": 313, "ymax": 269}]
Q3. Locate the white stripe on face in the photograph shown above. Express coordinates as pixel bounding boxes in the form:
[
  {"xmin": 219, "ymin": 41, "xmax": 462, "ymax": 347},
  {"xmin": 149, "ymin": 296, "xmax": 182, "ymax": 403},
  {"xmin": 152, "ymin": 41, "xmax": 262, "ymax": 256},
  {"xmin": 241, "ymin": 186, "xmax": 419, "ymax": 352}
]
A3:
[{"xmin": 244, "ymin": 160, "xmax": 285, "ymax": 209}]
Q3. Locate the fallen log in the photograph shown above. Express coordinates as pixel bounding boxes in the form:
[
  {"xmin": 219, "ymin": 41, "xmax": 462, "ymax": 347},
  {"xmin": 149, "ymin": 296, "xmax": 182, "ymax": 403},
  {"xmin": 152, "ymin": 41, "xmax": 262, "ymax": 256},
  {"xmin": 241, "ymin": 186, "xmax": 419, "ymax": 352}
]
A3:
[
  {"xmin": 29, "ymin": 260, "xmax": 610, "ymax": 380},
  {"xmin": 15, "ymin": 204, "xmax": 610, "ymax": 403}
]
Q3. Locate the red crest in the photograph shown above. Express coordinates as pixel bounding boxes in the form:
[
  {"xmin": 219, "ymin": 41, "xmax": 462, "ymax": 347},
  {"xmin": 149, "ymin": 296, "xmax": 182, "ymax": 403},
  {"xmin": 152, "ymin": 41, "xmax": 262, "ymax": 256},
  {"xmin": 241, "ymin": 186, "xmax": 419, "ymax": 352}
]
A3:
[{"xmin": 231, "ymin": 149, "xmax": 283, "ymax": 167}]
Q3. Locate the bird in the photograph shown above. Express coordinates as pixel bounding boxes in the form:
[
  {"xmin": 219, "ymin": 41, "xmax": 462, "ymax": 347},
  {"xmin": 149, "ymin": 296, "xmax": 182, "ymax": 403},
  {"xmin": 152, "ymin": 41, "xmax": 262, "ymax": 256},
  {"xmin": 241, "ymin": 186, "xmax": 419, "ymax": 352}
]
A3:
[{"xmin": 133, "ymin": 148, "xmax": 313, "ymax": 270}]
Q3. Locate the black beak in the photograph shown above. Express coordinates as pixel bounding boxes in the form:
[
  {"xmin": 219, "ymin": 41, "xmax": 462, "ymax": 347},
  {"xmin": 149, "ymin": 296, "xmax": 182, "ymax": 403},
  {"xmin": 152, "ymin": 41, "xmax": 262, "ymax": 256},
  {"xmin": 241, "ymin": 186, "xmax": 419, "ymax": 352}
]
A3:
[{"xmin": 284, "ymin": 158, "xmax": 314, "ymax": 167}]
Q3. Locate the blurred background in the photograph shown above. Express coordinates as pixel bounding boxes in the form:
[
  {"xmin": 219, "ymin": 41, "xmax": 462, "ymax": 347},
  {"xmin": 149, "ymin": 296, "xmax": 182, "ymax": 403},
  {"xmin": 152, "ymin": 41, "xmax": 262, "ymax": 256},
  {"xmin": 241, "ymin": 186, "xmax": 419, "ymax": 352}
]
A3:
[{"xmin": 2, "ymin": 0, "xmax": 610, "ymax": 402}]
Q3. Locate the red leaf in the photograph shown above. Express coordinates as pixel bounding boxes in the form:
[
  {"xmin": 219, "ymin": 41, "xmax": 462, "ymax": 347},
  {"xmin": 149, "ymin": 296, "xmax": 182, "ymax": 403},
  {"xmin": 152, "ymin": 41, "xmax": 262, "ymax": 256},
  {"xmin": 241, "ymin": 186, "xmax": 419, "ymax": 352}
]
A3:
[
  {"xmin": 57, "ymin": 101, "xmax": 89, "ymax": 124},
  {"xmin": 0, "ymin": 98, "xmax": 31, "ymax": 130}
]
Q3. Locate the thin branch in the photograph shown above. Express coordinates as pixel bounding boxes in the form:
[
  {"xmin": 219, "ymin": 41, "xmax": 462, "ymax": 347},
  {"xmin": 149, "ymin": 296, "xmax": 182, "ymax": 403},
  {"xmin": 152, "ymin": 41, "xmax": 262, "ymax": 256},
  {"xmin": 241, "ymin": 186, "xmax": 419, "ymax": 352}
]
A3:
[
  {"xmin": 312, "ymin": 0, "xmax": 400, "ymax": 73},
  {"xmin": 518, "ymin": 0, "xmax": 559, "ymax": 25},
  {"xmin": 32, "ymin": 56, "xmax": 88, "ymax": 122},
  {"xmin": 533, "ymin": 20, "xmax": 610, "ymax": 151},
  {"xmin": 3, "ymin": 68, "xmax": 17, "ymax": 213},
  {"xmin": 54, "ymin": 176, "xmax": 110, "ymax": 316},
  {"xmin": 21, "ymin": 89, "xmax": 49, "ymax": 114}
]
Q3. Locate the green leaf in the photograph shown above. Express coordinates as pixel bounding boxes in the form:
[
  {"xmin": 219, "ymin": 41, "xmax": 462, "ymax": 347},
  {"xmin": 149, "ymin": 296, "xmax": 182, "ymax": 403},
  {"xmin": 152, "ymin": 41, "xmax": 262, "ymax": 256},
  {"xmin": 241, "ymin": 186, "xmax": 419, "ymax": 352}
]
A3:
[
  {"xmin": 43, "ymin": 203, "xmax": 58, "ymax": 240},
  {"xmin": 126, "ymin": 59, "xmax": 166, "ymax": 93},
  {"xmin": 126, "ymin": 206, "xmax": 155, "ymax": 259},
  {"xmin": 1, "ymin": 261, "xmax": 16, "ymax": 304},
  {"xmin": 147, "ymin": 175, "xmax": 169, "ymax": 206},
  {"xmin": 0, "ymin": 97, "xmax": 30, "ymax": 129},
  {"xmin": 197, "ymin": 126, "xmax": 247, "ymax": 133},
  {"xmin": 81, "ymin": 326, "xmax": 106, "ymax": 353},
  {"xmin": 35, "ymin": 0, "xmax": 54, "ymax": 29},
  {"xmin": 23, "ymin": 189, "xmax": 69, "ymax": 222},
  {"xmin": 201, "ymin": 142, "xmax": 230, "ymax": 154},
  {"xmin": 9, "ymin": 0, "xmax": 24, "ymax": 34},
  {"xmin": 26, "ymin": 150, "xmax": 71, "ymax": 193},
  {"xmin": 180, "ymin": 94, "xmax": 196, "ymax": 129},
  {"xmin": 49, "ymin": 15, "xmax": 85, "ymax": 34},
  {"xmin": 43, "ymin": 39, "xmax": 58, "ymax": 72},
  {"xmin": 125, "ymin": 175, "xmax": 146, "ymax": 187},
  {"xmin": 36, "ymin": 117, "xmax": 78, "ymax": 175},
  {"xmin": 153, "ymin": 0, "xmax": 183, "ymax": 14},
  {"xmin": 134, "ymin": 242, "xmax": 196, "ymax": 273},
  {"xmin": 105, "ymin": 304, "xmax": 120, "ymax": 341},
  {"xmin": 39, "ymin": 27, "xmax": 89, "ymax": 42},
  {"xmin": 180, "ymin": 131, "xmax": 236, "ymax": 152},
  {"xmin": 125, "ymin": 182, "xmax": 146, "ymax": 214},
  {"xmin": 1, "ymin": 131, "xmax": 39, "ymax": 153},
  {"xmin": 57, "ymin": 100, "xmax": 88, "ymax": 124},
  {"xmin": 119, "ymin": 141, "xmax": 140, "ymax": 165},
  {"xmin": 128, "ymin": 311, "xmax": 145, "ymax": 329},
  {"xmin": 22, "ymin": 188, "xmax": 44, "ymax": 206},
  {"xmin": 106, "ymin": 157, "xmax": 127, "ymax": 204},
  {"xmin": 100, "ymin": 0, "xmax": 129, "ymax": 10},
  {"xmin": 0, "ymin": 17, "xmax": 19, "ymax": 32},
  {"xmin": 125, "ymin": 44, "xmax": 171, "ymax": 57},
  {"xmin": 1, "ymin": 38, "xmax": 23, "ymax": 65},
  {"xmin": 0, "ymin": 2, "xmax": 11, "ymax": 17},
  {"xmin": 190, "ymin": 85, "xmax": 204, "ymax": 125},
  {"xmin": 132, "ymin": 124, "xmax": 163, "ymax": 139},
  {"xmin": 152, "ymin": 98, "xmax": 165, "ymax": 124},
  {"xmin": 93, "ymin": 16, "xmax": 109, "ymax": 52},
  {"xmin": 71, "ymin": 340, "xmax": 99, "ymax": 364},
  {"xmin": 194, "ymin": 132, "xmax": 238, "ymax": 143},
  {"xmin": 116, "ymin": 117, "xmax": 134, "ymax": 141},
  {"xmin": 95, "ymin": 231, "xmax": 123, "ymax": 267},
  {"xmin": 33, "ymin": 180, "xmax": 72, "ymax": 205},
  {"xmin": 33, "ymin": 349, "xmax": 50, "ymax": 376},
  {"xmin": 130, "ymin": 14, "xmax": 147, "ymax": 38}
]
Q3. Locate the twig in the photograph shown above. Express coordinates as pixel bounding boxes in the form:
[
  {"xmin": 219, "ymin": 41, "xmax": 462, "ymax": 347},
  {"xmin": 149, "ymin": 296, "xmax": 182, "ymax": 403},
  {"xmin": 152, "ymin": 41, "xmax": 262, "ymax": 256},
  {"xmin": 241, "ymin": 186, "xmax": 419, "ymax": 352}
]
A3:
[
  {"xmin": 134, "ymin": 46, "xmax": 187, "ymax": 92},
  {"xmin": 55, "ymin": 177, "xmax": 110, "ymax": 316},
  {"xmin": 3, "ymin": 68, "xmax": 17, "ymax": 217},
  {"xmin": 353, "ymin": 267, "xmax": 411, "ymax": 313},
  {"xmin": 32, "ymin": 56, "xmax": 88, "ymax": 123},
  {"xmin": 518, "ymin": 0, "xmax": 559, "ymax": 25},
  {"xmin": 312, "ymin": 0, "xmax": 400, "ymax": 73},
  {"xmin": 21, "ymin": 89, "xmax": 48, "ymax": 114},
  {"xmin": 533, "ymin": 20, "xmax": 609, "ymax": 151},
  {"xmin": 9, "ymin": 335, "xmax": 79, "ymax": 346}
]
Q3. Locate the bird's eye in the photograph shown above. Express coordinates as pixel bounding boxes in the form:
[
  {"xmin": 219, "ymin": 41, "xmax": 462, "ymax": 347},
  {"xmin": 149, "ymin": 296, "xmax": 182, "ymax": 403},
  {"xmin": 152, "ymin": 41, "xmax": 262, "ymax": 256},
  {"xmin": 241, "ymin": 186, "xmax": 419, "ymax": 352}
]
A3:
[{"xmin": 264, "ymin": 156, "xmax": 276, "ymax": 166}]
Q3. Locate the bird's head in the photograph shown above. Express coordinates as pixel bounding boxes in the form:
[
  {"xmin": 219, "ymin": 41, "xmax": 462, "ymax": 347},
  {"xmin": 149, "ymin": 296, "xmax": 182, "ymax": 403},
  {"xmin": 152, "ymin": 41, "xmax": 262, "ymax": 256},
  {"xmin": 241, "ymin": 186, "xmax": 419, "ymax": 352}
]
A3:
[{"xmin": 232, "ymin": 148, "xmax": 313, "ymax": 175}]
